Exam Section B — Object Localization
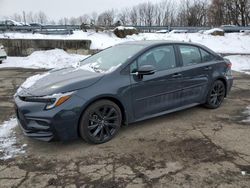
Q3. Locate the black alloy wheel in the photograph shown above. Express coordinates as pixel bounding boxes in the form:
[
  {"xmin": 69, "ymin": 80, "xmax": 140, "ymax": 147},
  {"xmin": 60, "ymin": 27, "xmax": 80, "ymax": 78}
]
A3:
[
  {"xmin": 79, "ymin": 100, "xmax": 122, "ymax": 144},
  {"xmin": 205, "ymin": 80, "xmax": 226, "ymax": 109}
]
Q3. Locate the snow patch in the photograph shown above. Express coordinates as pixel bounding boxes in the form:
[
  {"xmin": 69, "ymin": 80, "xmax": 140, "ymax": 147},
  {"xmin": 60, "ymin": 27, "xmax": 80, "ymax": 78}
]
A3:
[
  {"xmin": 0, "ymin": 118, "xmax": 26, "ymax": 160},
  {"xmin": 204, "ymin": 28, "xmax": 224, "ymax": 35},
  {"xmin": 224, "ymin": 55, "xmax": 250, "ymax": 75},
  {"xmin": 169, "ymin": 30, "xmax": 188, "ymax": 34},
  {"xmin": 18, "ymin": 72, "xmax": 50, "ymax": 92}
]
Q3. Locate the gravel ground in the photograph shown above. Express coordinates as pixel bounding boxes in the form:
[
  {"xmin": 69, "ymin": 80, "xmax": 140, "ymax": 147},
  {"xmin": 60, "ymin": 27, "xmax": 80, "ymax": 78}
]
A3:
[{"xmin": 0, "ymin": 68, "xmax": 249, "ymax": 188}]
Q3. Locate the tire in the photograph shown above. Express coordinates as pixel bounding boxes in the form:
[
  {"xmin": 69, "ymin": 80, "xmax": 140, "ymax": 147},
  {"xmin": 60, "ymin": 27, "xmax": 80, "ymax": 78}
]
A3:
[
  {"xmin": 204, "ymin": 80, "xmax": 226, "ymax": 109},
  {"xmin": 79, "ymin": 100, "xmax": 122, "ymax": 144}
]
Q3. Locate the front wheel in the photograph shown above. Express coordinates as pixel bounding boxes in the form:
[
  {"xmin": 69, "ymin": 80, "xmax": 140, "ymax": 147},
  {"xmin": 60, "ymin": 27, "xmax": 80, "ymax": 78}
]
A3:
[
  {"xmin": 205, "ymin": 80, "xmax": 226, "ymax": 109},
  {"xmin": 79, "ymin": 100, "xmax": 122, "ymax": 144}
]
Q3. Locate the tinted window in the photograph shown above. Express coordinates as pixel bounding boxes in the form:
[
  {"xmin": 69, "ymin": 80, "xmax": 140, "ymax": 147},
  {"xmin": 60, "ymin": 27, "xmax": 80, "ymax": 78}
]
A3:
[
  {"xmin": 137, "ymin": 45, "xmax": 176, "ymax": 71},
  {"xmin": 200, "ymin": 49, "xmax": 215, "ymax": 62},
  {"xmin": 179, "ymin": 45, "xmax": 201, "ymax": 66}
]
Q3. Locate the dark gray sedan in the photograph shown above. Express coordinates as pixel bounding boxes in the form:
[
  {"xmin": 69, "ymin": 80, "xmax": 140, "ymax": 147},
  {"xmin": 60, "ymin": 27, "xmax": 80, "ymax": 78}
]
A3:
[{"xmin": 14, "ymin": 41, "xmax": 233, "ymax": 144}]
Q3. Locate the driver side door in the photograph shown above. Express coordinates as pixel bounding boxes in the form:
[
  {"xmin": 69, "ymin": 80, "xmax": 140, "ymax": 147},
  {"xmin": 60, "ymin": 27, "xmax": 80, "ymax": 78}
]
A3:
[{"xmin": 130, "ymin": 45, "xmax": 183, "ymax": 120}]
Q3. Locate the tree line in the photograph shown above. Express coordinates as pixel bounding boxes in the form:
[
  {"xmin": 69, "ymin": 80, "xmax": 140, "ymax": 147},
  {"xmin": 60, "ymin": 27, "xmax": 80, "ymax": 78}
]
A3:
[{"xmin": 5, "ymin": 0, "xmax": 250, "ymax": 27}]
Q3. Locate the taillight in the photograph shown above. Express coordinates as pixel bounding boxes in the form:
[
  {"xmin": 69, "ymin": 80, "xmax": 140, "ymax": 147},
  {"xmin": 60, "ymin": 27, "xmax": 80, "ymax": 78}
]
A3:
[
  {"xmin": 224, "ymin": 58, "xmax": 232, "ymax": 69},
  {"xmin": 226, "ymin": 62, "xmax": 232, "ymax": 69}
]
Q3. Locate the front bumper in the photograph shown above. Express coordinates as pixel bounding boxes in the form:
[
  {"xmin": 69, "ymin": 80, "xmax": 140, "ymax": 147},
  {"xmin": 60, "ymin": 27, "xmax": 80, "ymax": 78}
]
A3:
[{"xmin": 14, "ymin": 93, "xmax": 86, "ymax": 141}]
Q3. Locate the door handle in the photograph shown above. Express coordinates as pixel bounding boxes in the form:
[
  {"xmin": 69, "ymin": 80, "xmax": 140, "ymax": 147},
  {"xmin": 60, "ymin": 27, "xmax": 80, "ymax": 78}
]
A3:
[
  {"xmin": 172, "ymin": 73, "xmax": 182, "ymax": 78},
  {"xmin": 204, "ymin": 66, "xmax": 212, "ymax": 71}
]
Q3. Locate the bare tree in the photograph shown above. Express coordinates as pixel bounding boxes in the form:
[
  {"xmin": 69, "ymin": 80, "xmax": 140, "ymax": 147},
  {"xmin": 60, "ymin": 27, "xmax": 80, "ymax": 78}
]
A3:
[
  {"xmin": 176, "ymin": 0, "xmax": 190, "ymax": 26},
  {"xmin": 5, "ymin": 0, "xmax": 250, "ymax": 28},
  {"xmin": 11, "ymin": 13, "xmax": 22, "ymax": 22},
  {"xmin": 129, "ymin": 7, "xmax": 138, "ymax": 25},
  {"xmin": 118, "ymin": 8, "xmax": 130, "ymax": 25},
  {"xmin": 145, "ymin": 2, "xmax": 156, "ymax": 27},
  {"xmin": 90, "ymin": 12, "xmax": 98, "ymax": 25},
  {"xmin": 138, "ymin": 3, "xmax": 147, "ymax": 25},
  {"xmin": 97, "ymin": 9, "xmax": 115, "ymax": 26},
  {"xmin": 186, "ymin": 0, "xmax": 209, "ymax": 26},
  {"xmin": 26, "ymin": 12, "xmax": 35, "ymax": 23},
  {"xmin": 154, "ymin": 0, "xmax": 176, "ymax": 26},
  {"xmin": 37, "ymin": 11, "xmax": 48, "ymax": 24},
  {"xmin": 58, "ymin": 17, "xmax": 69, "ymax": 25},
  {"xmin": 69, "ymin": 17, "xmax": 78, "ymax": 25},
  {"xmin": 78, "ymin": 14, "xmax": 90, "ymax": 24}
]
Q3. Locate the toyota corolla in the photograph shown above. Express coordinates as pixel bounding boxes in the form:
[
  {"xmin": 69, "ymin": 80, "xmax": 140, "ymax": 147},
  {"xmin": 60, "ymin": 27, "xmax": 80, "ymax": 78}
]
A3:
[{"xmin": 14, "ymin": 41, "xmax": 233, "ymax": 144}]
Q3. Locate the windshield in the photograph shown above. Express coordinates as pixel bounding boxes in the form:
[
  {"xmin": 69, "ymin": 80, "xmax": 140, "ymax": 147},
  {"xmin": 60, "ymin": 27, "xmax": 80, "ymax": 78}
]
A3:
[{"xmin": 79, "ymin": 44, "xmax": 144, "ymax": 73}]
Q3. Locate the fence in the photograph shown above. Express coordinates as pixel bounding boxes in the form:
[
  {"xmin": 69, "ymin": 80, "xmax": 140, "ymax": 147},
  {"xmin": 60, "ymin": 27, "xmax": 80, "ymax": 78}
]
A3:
[{"xmin": 0, "ymin": 24, "xmax": 250, "ymax": 34}]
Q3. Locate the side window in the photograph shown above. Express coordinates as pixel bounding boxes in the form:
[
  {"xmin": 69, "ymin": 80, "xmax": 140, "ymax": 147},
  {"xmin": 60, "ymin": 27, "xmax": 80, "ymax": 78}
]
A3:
[
  {"xmin": 137, "ymin": 45, "xmax": 177, "ymax": 71},
  {"xmin": 200, "ymin": 49, "xmax": 215, "ymax": 62},
  {"xmin": 179, "ymin": 45, "xmax": 201, "ymax": 66},
  {"xmin": 130, "ymin": 61, "xmax": 137, "ymax": 73}
]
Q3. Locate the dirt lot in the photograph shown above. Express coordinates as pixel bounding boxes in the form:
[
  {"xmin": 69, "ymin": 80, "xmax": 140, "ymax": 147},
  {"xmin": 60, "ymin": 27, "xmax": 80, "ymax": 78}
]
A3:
[{"xmin": 0, "ymin": 68, "xmax": 250, "ymax": 188}]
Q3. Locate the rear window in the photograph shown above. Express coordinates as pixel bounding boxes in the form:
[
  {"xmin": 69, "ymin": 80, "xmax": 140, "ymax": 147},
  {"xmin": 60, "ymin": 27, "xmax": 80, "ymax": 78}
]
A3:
[
  {"xmin": 200, "ymin": 49, "xmax": 215, "ymax": 62},
  {"xmin": 179, "ymin": 45, "xmax": 202, "ymax": 66}
]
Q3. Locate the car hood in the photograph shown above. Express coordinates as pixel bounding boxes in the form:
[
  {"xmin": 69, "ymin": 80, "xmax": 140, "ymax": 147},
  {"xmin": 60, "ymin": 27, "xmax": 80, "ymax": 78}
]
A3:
[{"xmin": 18, "ymin": 67, "xmax": 105, "ymax": 96}]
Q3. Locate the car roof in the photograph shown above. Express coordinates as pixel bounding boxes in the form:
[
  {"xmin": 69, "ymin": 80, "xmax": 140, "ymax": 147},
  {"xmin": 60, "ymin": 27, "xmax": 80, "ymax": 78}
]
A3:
[
  {"xmin": 118, "ymin": 40, "xmax": 219, "ymax": 56},
  {"xmin": 119, "ymin": 40, "xmax": 200, "ymax": 47}
]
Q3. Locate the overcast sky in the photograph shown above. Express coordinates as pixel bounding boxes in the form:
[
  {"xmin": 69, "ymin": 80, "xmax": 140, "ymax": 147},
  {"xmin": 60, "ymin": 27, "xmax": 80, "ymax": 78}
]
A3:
[{"xmin": 0, "ymin": 0, "xmax": 161, "ymax": 20}]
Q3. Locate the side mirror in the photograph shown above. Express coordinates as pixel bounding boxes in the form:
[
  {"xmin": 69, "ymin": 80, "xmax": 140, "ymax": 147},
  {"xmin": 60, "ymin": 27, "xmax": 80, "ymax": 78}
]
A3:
[{"xmin": 137, "ymin": 65, "xmax": 156, "ymax": 75}]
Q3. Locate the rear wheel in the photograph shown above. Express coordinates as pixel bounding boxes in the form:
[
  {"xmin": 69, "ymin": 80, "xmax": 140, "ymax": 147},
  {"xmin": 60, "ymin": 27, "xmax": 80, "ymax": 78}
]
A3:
[
  {"xmin": 205, "ymin": 80, "xmax": 226, "ymax": 109},
  {"xmin": 79, "ymin": 100, "xmax": 122, "ymax": 144}
]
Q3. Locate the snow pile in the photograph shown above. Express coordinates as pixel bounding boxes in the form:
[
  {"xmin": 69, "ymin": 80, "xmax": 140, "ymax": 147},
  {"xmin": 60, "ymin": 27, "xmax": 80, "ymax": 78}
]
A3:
[
  {"xmin": 203, "ymin": 28, "xmax": 224, "ymax": 35},
  {"xmin": 155, "ymin": 30, "xmax": 169, "ymax": 33},
  {"xmin": 0, "ymin": 49, "xmax": 87, "ymax": 69},
  {"xmin": 224, "ymin": 55, "xmax": 250, "ymax": 74},
  {"xmin": 115, "ymin": 26, "xmax": 137, "ymax": 30},
  {"xmin": 242, "ymin": 106, "xmax": 250, "ymax": 123},
  {"xmin": 0, "ymin": 118, "xmax": 26, "ymax": 160},
  {"xmin": 169, "ymin": 30, "xmax": 188, "ymax": 34}
]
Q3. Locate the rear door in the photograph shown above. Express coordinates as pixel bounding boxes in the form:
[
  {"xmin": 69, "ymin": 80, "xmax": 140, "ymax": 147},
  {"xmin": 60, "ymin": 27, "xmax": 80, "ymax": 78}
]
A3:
[
  {"xmin": 130, "ymin": 45, "xmax": 183, "ymax": 120},
  {"xmin": 177, "ymin": 45, "xmax": 214, "ymax": 105}
]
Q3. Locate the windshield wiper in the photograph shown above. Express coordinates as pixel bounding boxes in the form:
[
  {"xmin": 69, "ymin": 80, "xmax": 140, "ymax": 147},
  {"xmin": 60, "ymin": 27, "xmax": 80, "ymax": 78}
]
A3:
[{"xmin": 91, "ymin": 66, "xmax": 103, "ymax": 73}]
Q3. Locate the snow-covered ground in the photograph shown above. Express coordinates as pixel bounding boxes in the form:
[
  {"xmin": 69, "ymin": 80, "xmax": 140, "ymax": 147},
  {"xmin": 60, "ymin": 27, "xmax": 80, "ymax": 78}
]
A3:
[
  {"xmin": 224, "ymin": 55, "xmax": 250, "ymax": 75},
  {"xmin": 0, "ymin": 49, "xmax": 87, "ymax": 69},
  {"xmin": 0, "ymin": 118, "xmax": 26, "ymax": 160},
  {"xmin": 1, "ymin": 31, "xmax": 250, "ymax": 54}
]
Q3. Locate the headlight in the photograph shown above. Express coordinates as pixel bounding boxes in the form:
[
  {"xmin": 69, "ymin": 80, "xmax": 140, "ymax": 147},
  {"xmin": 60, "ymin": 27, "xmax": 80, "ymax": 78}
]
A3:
[{"xmin": 23, "ymin": 91, "xmax": 74, "ymax": 110}]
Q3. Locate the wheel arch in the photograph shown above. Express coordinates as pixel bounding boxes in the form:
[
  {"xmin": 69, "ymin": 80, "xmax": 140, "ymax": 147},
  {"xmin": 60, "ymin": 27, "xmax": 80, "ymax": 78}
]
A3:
[
  {"xmin": 77, "ymin": 95, "xmax": 127, "ymax": 136},
  {"xmin": 215, "ymin": 77, "xmax": 228, "ymax": 97}
]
